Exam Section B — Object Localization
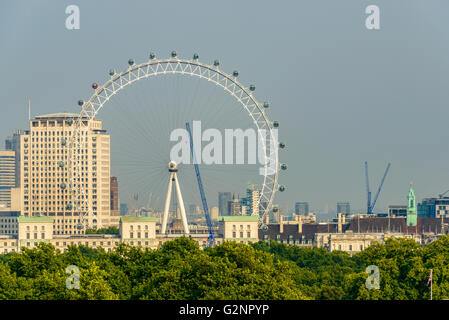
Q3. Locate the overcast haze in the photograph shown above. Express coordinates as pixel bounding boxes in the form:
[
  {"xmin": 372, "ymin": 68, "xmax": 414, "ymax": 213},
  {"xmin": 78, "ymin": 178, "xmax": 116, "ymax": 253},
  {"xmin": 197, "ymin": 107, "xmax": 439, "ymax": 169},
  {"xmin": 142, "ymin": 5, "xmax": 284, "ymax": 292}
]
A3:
[{"xmin": 1, "ymin": 0, "xmax": 449, "ymax": 219}]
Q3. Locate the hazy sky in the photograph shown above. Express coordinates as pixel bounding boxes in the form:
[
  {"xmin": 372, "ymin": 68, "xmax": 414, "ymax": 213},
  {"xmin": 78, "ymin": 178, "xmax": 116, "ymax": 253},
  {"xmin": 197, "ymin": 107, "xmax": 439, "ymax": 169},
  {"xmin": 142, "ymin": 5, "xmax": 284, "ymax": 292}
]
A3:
[{"xmin": 1, "ymin": 0, "xmax": 449, "ymax": 218}]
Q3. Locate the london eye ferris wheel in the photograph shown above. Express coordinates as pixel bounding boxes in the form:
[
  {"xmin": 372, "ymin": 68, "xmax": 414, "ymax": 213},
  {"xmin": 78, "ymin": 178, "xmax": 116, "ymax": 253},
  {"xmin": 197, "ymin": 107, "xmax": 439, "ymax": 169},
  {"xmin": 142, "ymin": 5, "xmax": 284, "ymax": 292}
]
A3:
[{"xmin": 68, "ymin": 51, "xmax": 287, "ymax": 232}]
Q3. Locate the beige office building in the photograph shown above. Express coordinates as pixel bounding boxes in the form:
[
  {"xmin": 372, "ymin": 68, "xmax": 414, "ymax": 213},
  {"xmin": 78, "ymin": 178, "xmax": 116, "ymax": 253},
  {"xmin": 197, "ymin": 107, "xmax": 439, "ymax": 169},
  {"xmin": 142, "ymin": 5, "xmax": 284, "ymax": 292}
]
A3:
[
  {"xmin": 218, "ymin": 216, "xmax": 259, "ymax": 244},
  {"xmin": 0, "ymin": 150, "xmax": 15, "ymax": 208},
  {"xmin": 19, "ymin": 113, "xmax": 114, "ymax": 235}
]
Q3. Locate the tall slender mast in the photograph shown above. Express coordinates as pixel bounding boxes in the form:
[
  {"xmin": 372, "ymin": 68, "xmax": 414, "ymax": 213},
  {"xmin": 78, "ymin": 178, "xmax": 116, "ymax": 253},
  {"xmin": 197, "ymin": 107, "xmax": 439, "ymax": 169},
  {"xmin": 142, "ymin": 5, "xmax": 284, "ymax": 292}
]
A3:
[
  {"xmin": 431, "ymin": 269, "xmax": 433, "ymax": 301},
  {"xmin": 28, "ymin": 99, "xmax": 31, "ymax": 121}
]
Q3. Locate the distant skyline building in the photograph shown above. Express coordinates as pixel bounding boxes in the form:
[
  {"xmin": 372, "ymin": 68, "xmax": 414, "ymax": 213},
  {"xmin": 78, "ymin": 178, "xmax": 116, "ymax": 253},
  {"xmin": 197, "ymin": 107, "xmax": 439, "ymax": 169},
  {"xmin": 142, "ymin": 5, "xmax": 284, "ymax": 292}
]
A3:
[
  {"xmin": 228, "ymin": 194, "xmax": 241, "ymax": 216},
  {"xmin": 110, "ymin": 177, "xmax": 120, "ymax": 219},
  {"xmin": 187, "ymin": 205, "xmax": 202, "ymax": 220},
  {"xmin": 188, "ymin": 204, "xmax": 196, "ymax": 215},
  {"xmin": 388, "ymin": 205, "xmax": 407, "ymax": 217},
  {"xmin": 0, "ymin": 150, "xmax": 16, "ymax": 208},
  {"xmin": 120, "ymin": 203, "xmax": 128, "ymax": 216},
  {"xmin": 210, "ymin": 206, "xmax": 219, "ymax": 220},
  {"xmin": 218, "ymin": 192, "xmax": 232, "ymax": 216},
  {"xmin": 295, "ymin": 202, "xmax": 309, "ymax": 215},
  {"xmin": 418, "ymin": 197, "xmax": 449, "ymax": 218},
  {"xmin": 246, "ymin": 184, "xmax": 260, "ymax": 216},
  {"xmin": 406, "ymin": 185, "xmax": 417, "ymax": 227},
  {"xmin": 337, "ymin": 202, "xmax": 350, "ymax": 215},
  {"xmin": 5, "ymin": 131, "xmax": 22, "ymax": 188}
]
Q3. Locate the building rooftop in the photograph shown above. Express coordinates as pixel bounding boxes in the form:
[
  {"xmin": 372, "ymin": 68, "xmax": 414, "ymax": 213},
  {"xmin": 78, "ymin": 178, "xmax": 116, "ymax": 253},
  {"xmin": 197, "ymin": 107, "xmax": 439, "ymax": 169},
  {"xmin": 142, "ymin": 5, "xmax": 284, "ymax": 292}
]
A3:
[
  {"xmin": 218, "ymin": 216, "xmax": 259, "ymax": 222},
  {"xmin": 17, "ymin": 216, "xmax": 54, "ymax": 223},
  {"xmin": 120, "ymin": 216, "xmax": 158, "ymax": 222},
  {"xmin": 54, "ymin": 234, "xmax": 120, "ymax": 239},
  {"xmin": 259, "ymin": 223, "xmax": 339, "ymax": 241},
  {"xmin": 34, "ymin": 113, "xmax": 87, "ymax": 120}
]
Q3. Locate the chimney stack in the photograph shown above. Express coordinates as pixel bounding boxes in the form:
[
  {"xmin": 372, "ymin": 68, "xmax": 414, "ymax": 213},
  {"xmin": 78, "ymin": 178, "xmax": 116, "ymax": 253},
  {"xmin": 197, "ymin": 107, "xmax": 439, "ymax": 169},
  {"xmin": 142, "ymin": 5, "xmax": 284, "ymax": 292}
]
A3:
[
  {"xmin": 298, "ymin": 215, "xmax": 302, "ymax": 234},
  {"xmin": 280, "ymin": 215, "xmax": 284, "ymax": 233}
]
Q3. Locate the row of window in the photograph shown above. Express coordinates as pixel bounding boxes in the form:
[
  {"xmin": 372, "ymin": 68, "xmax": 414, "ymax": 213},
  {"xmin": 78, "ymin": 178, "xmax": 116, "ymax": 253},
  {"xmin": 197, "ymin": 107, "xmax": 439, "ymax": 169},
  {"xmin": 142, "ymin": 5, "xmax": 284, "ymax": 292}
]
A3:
[
  {"xmin": 0, "ymin": 224, "xmax": 17, "ymax": 229},
  {"xmin": 334, "ymin": 244, "xmax": 364, "ymax": 251},
  {"xmin": 27, "ymin": 207, "xmax": 98, "ymax": 212},
  {"xmin": 26, "ymin": 195, "xmax": 72, "ymax": 199},
  {"xmin": 129, "ymin": 232, "xmax": 150, "ymax": 239},
  {"xmin": 129, "ymin": 225, "xmax": 149, "ymax": 231},
  {"xmin": 26, "ymin": 226, "xmax": 45, "ymax": 231},
  {"xmin": 30, "ymin": 130, "xmax": 72, "ymax": 136},
  {"xmin": 29, "ymin": 131, "xmax": 97, "ymax": 138},
  {"xmin": 27, "ymin": 156, "xmax": 96, "ymax": 164},
  {"xmin": 0, "ymin": 230, "xmax": 16, "ymax": 234},
  {"xmin": 26, "ymin": 233, "xmax": 46, "ymax": 239},
  {"xmin": 54, "ymin": 240, "xmax": 118, "ymax": 247},
  {"xmin": 232, "ymin": 232, "xmax": 251, "ymax": 238},
  {"xmin": 232, "ymin": 224, "xmax": 252, "ymax": 230}
]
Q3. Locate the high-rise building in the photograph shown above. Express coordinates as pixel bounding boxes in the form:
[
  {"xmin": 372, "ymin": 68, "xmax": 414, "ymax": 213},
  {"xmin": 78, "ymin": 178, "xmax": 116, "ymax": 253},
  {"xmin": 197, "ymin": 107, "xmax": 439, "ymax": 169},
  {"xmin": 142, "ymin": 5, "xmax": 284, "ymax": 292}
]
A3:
[
  {"xmin": 218, "ymin": 192, "xmax": 232, "ymax": 215},
  {"xmin": 228, "ymin": 194, "xmax": 241, "ymax": 216},
  {"xmin": 110, "ymin": 177, "xmax": 120, "ymax": 223},
  {"xmin": 120, "ymin": 203, "xmax": 128, "ymax": 216},
  {"xmin": 0, "ymin": 150, "xmax": 15, "ymax": 208},
  {"xmin": 19, "ymin": 113, "xmax": 113, "ymax": 234},
  {"xmin": 110, "ymin": 177, "xmax": 119, "ymax": 211},
  {"xmin": 246, "ymin": 184, "xmax": 260, "ymax": 216},
  {"xmin": 295, "ymin": 202, "xmax": 309, "ymax": 215},
  {"xmin": 5, "ymin": 131, "xmax": 22, "ymax": 187},
  {"xmin": 418, "ymin": 198, "xmax": 449, "ymax": 218},
  {"xmin": 210, "ymin": 206, "xmax": 219, "ymax": 220},
  {"xmin": 337, "ymin": 202, "xmax": 350, "ymax": 215},
  {"xmin": 406, "ymin": 185, "xmax": 417, "ymax": 227}
]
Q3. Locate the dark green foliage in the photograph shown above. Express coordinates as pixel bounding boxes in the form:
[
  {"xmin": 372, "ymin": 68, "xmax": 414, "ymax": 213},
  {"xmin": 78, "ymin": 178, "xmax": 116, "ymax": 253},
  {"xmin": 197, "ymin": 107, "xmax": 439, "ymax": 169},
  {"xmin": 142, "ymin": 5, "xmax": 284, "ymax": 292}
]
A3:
[{"xmin": 0, "ymin": 236, "xmax": 448, "ymax": 300}]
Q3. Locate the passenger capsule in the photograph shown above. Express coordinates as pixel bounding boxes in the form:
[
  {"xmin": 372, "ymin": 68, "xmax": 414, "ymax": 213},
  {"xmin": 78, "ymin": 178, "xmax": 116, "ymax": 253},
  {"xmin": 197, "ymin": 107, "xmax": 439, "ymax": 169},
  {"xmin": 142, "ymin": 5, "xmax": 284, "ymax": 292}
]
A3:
[
  {"xmin": 272, "ymin": 206, "xmax": 279, "ymax": 212},
  {"xmin": 109, "ymin": 69, "xmax": 115, "ymax": 76},
  {"xmin": 76, "ymin": 223, "xmax": 83, "ymax": 230},
  {"xmin": 66, "ymin": 118, "xmax": 73, "ymax": 125},
  {"xmin": 171, "ymin": 51, "xmax": 177, "ymax": 58},
  {"xmin": 273, "ymin": 121, "xmax": 279, "ymax": 128},
  {"xmin": 263, "ymin": 102, "xmax": 269, "ymax": 108},
  {"xmin": 233, "ymin": 70, "xmax": 239, "ymax": 77},
  {"xmin": 149, "ymin": 53, "xmax": 156, "ymax": 60},
  {"xmin": 249, "ymin": 85, "xmax": 256, "ymax": 91},
  {"xmin": 92, "ymin": 83, "xmax": 98, "ymax": 90},
  {"xmin": 58, "ymin": 161, "xmax": 65, "ymax": 168},
  {"xmin": 261, "ymin": 224, "xmax": 268, "ymax": 231},
  {"xmin": 60, "ymin": 182, "xmax": 67, "ymax": 189},
  {"xmin": 278, "ymin": 185, "xmax": 286, "ymax": 192},
  {"xmin": 281, "ymin": 163, "xmax": 287, "ymax": 170},
  {"xmin": 128, "ymin": 58, "xmax": 135, "ymax": 66},
  {"xmin": 193, "ymin": 53, "xmax": 199, "ymax": 60},
  {"xmin": 66, "ymin": 203, "xmax": 73, "ymax": 210},
  {"xmin": 214, "ymin": 60, "xmax": 220, "ymax": 66},
  {"xmin": 78, "ymin": 100, "xmax": 84, "ymax": 106},
  {"xmin": 61, "ymin": 138, "xmax": 67, "ymax": 146},
  {"xmin": 279, "ymin": 142, "xmax": 285, "ymax": 149}
]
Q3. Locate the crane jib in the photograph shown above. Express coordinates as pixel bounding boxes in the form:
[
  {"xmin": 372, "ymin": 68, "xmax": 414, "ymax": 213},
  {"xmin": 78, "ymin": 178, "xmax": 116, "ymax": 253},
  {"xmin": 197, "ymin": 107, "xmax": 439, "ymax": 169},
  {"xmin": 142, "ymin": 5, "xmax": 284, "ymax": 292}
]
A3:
[{"xmin": 186, "ymin": 122, "xmax": 215, "ymax": 245}]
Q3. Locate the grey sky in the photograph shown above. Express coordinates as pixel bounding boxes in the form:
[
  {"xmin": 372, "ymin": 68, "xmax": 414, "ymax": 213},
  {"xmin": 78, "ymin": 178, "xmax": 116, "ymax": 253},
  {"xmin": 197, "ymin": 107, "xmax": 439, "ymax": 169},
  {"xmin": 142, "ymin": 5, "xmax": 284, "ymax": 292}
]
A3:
[{"xmin": 1, "ymin": 0, "xmax": 449, "ymax": 218}]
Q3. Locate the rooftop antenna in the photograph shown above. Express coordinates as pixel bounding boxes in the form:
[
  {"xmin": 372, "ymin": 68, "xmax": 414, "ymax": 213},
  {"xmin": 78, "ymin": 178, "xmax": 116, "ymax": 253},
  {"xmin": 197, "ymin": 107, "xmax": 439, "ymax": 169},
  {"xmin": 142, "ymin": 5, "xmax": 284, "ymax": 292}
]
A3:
[{"xmin": 27, "ymin": 99, "xmax": 31, "ymax": 121}]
